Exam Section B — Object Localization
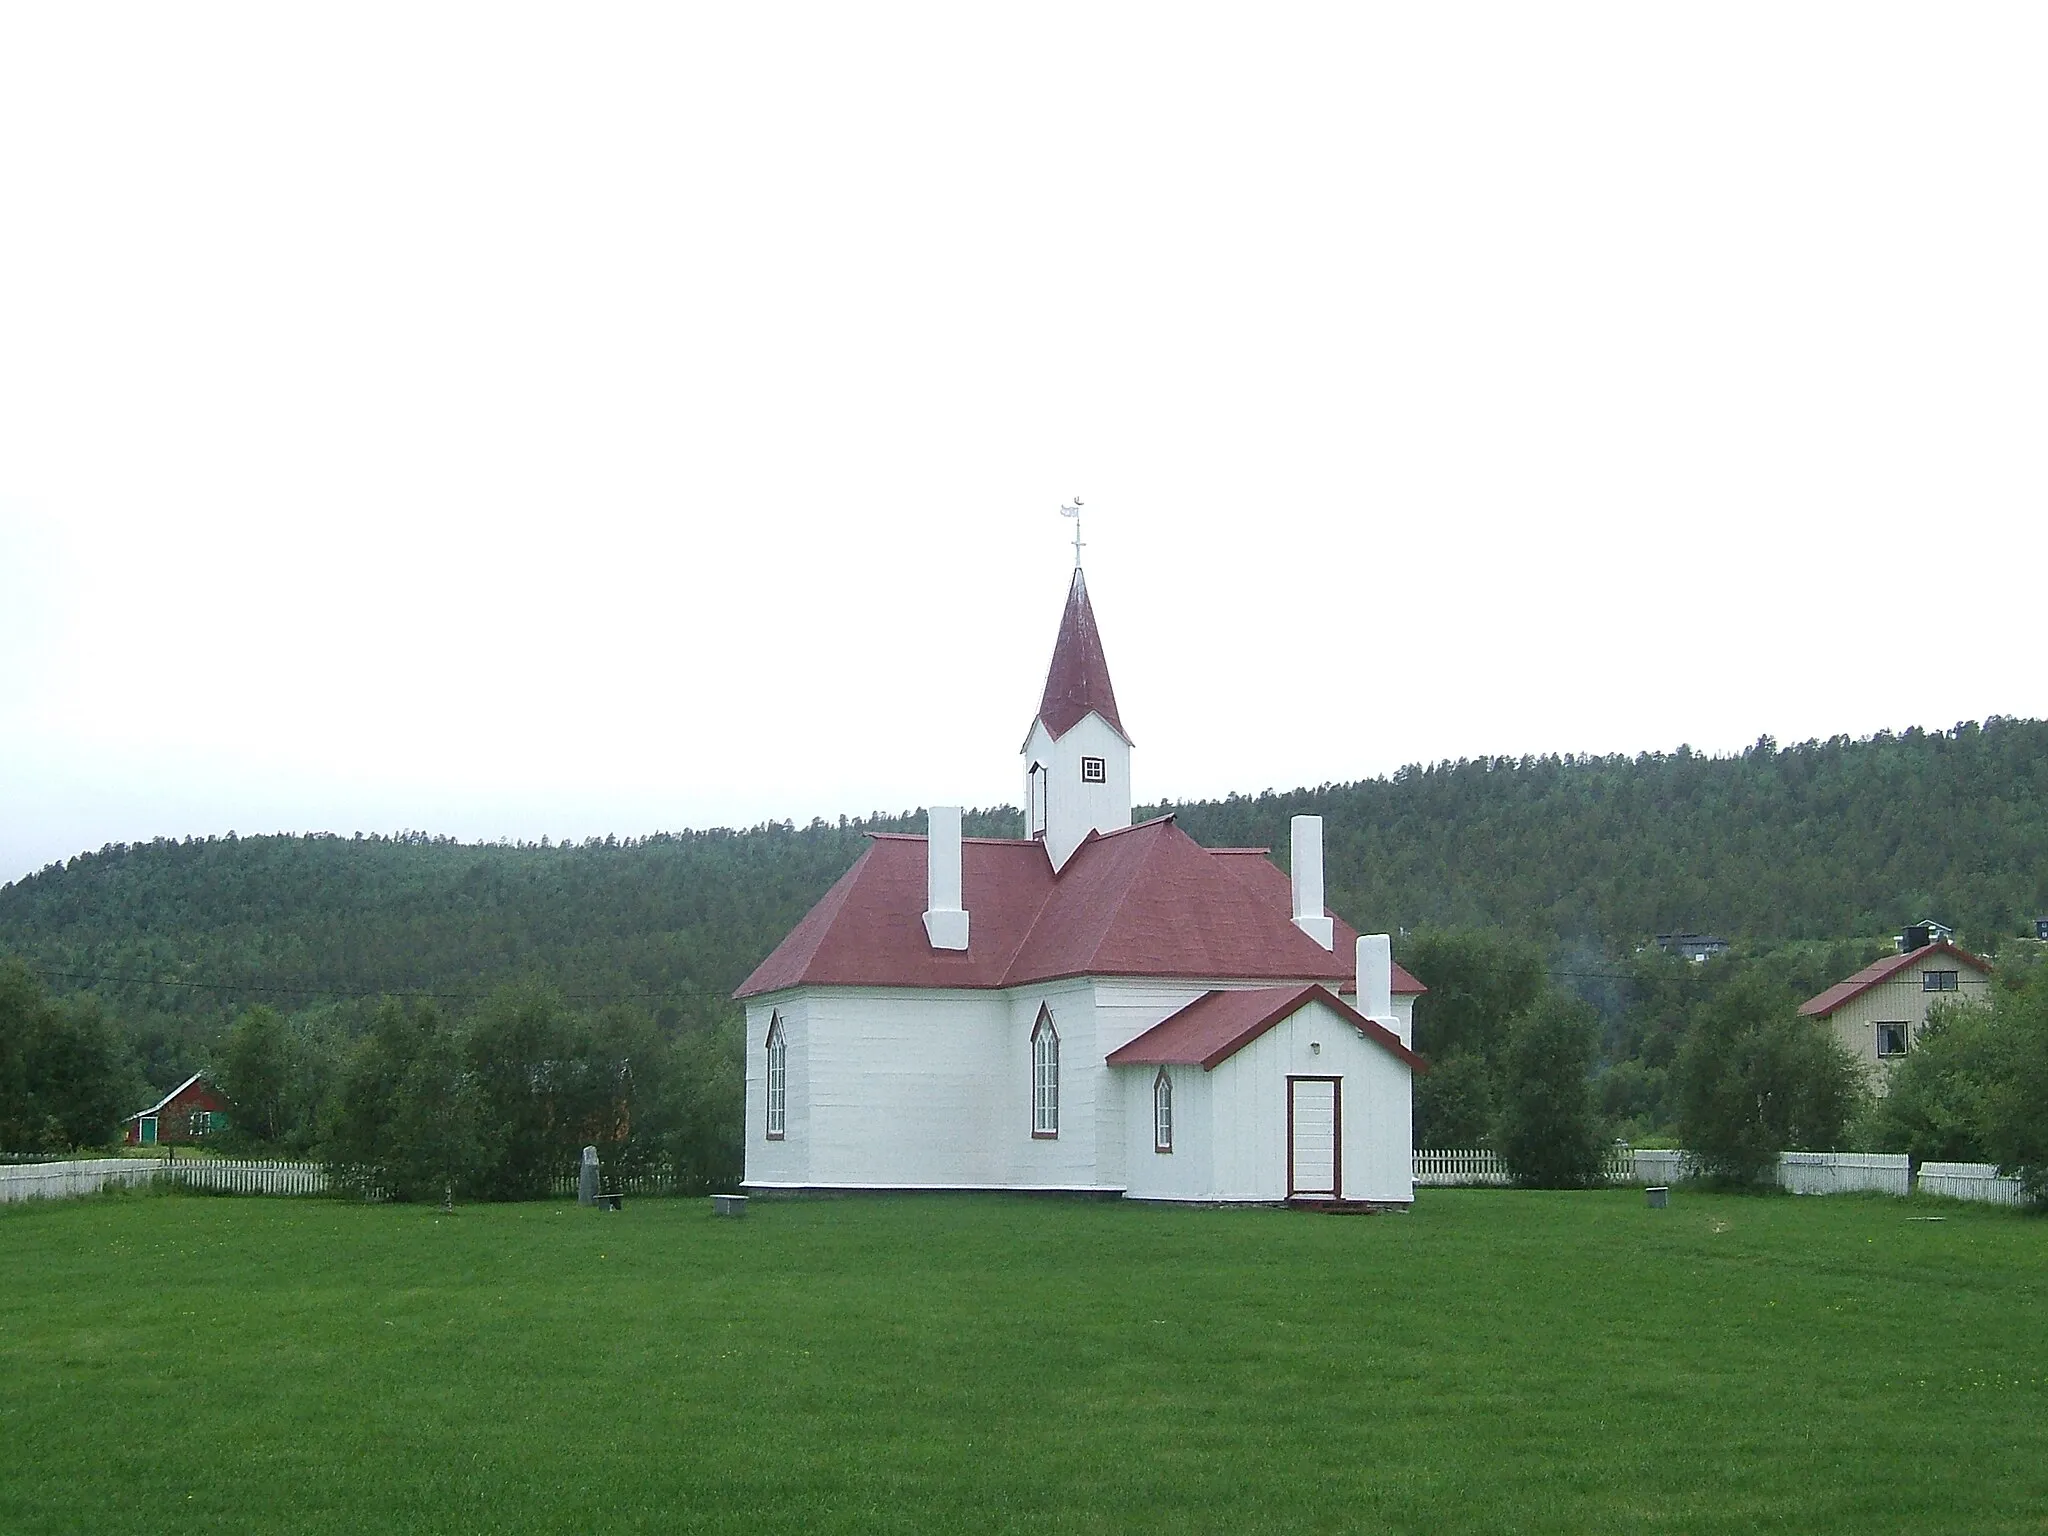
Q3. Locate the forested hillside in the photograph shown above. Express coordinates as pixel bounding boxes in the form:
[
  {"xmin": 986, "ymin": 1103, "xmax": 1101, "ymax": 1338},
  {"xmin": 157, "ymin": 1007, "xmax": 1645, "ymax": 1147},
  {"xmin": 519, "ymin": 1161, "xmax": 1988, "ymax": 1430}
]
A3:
[
  {"xmin": 4, "ymin": 718, "xmax": 2045, "ymax": 1095},
  {"xmin": 1153, "ymin": 719, "xmax": 2048, "ymax": 947}
]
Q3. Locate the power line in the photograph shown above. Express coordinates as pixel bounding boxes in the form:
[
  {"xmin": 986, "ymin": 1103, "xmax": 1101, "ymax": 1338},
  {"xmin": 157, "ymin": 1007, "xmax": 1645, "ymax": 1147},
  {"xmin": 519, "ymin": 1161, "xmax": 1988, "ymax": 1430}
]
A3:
[{"xmin": 18, "ymin": 966, "xmax": 732, "ymax": 1005}]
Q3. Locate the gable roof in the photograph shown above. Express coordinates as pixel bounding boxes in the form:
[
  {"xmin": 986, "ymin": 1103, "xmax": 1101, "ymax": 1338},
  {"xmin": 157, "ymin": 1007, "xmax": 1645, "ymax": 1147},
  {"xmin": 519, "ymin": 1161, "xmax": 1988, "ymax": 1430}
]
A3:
[
  {"xmin": 1032, "ymin": 566, "xmax": 1128, "ymax": 744},
  {"xmin": 1798, "ymin": 941, "xmax": 1993, "ymax": 1018},
  {"xmin": 124, "ymin": 1072, "xmax": 210, "ymax": 1122},
  {"xmin": 734, "ymin": 815, "xmax": 1427, "ymax": 999},
  {"xmin": 1106, "ymin": 983, "xmax": 1425, "ymax": 1072}
]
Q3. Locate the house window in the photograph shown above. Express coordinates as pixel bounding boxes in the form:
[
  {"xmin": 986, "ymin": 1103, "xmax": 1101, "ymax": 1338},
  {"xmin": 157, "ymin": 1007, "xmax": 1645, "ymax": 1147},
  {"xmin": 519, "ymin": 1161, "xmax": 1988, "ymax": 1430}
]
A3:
[
  {"xmin": 1876, "ymin": 1022, "xmax": 1910, "ymax": 1058},
  {"xmin": 188, "ymin": 1110, "xmax": 214, "ymax": 1138},
  {"xmin": 1153, "ymin": 1069, "xmax": 1173, "ymax": 1153},
  {"xmin": 765, "ymin": 1014, "xmax": 787, "ymax": 1140},
  {"xmin": 1923, "ymin": 970, "xmax": 1960, "ymax": 992},
  {"xmin": 1080, "ymin": 756, "xmax": 1106, "ymax": 784},
  {"xmin": 1031, "ymin": 1008, "xmax": 1060, "ymax": 1138}
]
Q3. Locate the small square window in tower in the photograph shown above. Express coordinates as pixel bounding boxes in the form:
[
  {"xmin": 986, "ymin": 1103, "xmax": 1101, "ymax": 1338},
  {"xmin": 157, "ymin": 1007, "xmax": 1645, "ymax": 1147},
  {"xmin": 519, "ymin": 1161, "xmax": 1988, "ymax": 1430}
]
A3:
[{"xmin": 1080, "ymin": 756, "xmax": 1106, "ymax": 784}]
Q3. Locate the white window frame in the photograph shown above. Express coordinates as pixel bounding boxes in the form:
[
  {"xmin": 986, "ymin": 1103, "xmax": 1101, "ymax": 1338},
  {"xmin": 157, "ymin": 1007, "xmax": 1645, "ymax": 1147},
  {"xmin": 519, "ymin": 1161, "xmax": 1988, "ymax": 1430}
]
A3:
[
  {"xmin": 1080, "ymin": 755, "xmax": 1107, "ymax": 784},
  {"xmin": 1031, "ymin": 1008, "xmax": 1060, "ymax": 1139},
  {"xmin": 765, "ymin": 1013, "xmax": 787, "ymax": 1140},
  {"xmin": 1153, "ymin": 1068, "xmax": 1173, "ymax": 1154},
  {"xmin": 1875, "ymin": 1021, "xmax": 1910, "ymax": 1058}
]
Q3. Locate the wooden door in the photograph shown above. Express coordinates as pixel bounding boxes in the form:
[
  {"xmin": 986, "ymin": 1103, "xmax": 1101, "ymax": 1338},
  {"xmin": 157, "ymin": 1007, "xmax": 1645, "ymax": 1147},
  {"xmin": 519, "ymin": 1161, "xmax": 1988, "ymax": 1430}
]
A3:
[{"xmin": 1287, "ymin": 1077, "xmax": 1341, "ymax": 1200}]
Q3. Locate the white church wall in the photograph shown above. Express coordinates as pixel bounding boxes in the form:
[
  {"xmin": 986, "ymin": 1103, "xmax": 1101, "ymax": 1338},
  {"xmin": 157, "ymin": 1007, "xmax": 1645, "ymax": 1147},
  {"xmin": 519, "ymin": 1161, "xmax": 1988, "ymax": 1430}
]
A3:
[
  {"xmin": 1119, "ymin": 1064, "xmax": 1215, "ymax": 1201},
  {"xmin": 1005, "ymin": 980, "xmax": 1121, "ymax": 1191},
  {"xmin": 1208, "ymin": 999, "xmax": 1414, "ymax": 1204},
  {"xmin": 743, "ymin": 998, "xmax": 812, "ymax": 1187},
  {"xmin": 802, "ymin": 988, "xmax": 1012, "ymax": 1188},
  {"xmin": 745, "ymin": 984, "xmax": 1127, "ymax": 1193}
]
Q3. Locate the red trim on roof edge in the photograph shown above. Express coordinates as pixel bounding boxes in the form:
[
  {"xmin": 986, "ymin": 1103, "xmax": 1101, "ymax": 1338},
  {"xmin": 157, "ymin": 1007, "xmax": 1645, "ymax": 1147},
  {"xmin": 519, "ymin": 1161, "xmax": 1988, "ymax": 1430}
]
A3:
[
  {"xmin": 1106, "ymin": 984, "xmax": 1427, "ymax": 1073},
  {"xmin": 1798, "ymin": 941, "xmax": 1993, "ymax": 1018}
]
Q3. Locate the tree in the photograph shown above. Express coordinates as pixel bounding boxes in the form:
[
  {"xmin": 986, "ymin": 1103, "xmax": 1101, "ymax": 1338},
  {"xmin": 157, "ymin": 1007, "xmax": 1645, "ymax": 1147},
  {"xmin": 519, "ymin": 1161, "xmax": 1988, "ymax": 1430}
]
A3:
[
  {"xmin": 1403, "ymin": 929, "xmax": 1544, "ymax": 1151},
  {"xmin": 1494, "ymin": 990, "xmax": 1606, "ymax": 1188},
  {"xmin": 1868, "ymin": 1001, "xmax": 1999, "ymax": 1165},
  {"xmin": 1676, "ymin": 977, "xmax": 1863, "ymax": 1185},
  {"xmin": 0, "ymin": 961, "xmax": 134, "ymax": 1151},
  {"xmin": 464, "ymin": 985, "xmax": 589, "ymax": 1201},
  {"xmin": 1403, "ymin": 930, "xmax": 1545, "ymax": 1064},
  {"xmin": 1415, "ymin": 1051, "xmax": 1494, "ymax": 1149},
  {"xmin": 219, "ymin": 1006, "xmax": 289, "ymax": 1144},
  {"xmin": 324, "ymin": 1000, "xmax": 479, "ymax": 1202},
  {"xmin": 1975, "ymin": 979, "xmax": 2048, "ymax": 1204}
]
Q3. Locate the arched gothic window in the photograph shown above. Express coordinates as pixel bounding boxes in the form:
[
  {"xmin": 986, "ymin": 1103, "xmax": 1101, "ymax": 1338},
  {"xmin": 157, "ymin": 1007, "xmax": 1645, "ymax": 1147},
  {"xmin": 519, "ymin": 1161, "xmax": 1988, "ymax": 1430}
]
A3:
[
  {"xmin": 765, "ymin": 1013, "xmax": 787, "ymax": 1140},
  {"xmin": 1028, "ymin": 763, "xmax": 1049, "ymax": 840},
  {"xmin": 1153, "ymin": 1068, "xmax": 1173, "ymax": 1153},
  {"xmin": 1031, "ymin": 1007, "xmax": 1060, "ymax": 1138}
]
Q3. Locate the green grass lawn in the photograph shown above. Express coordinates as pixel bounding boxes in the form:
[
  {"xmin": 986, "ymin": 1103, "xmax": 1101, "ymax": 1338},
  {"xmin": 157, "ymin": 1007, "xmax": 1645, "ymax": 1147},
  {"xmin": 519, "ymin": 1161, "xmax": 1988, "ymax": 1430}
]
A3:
[{"xmin": 3, "ymin": 1189, "xmax": 2045, "ymax": 1534}]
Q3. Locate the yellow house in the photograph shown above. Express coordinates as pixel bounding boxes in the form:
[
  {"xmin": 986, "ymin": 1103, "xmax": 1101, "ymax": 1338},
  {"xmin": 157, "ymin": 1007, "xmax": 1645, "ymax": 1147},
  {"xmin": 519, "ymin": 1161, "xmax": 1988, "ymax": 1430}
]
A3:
[{"xmin": 1798, "ymin": 941, "xmax": 1994, "ymax": 1092}]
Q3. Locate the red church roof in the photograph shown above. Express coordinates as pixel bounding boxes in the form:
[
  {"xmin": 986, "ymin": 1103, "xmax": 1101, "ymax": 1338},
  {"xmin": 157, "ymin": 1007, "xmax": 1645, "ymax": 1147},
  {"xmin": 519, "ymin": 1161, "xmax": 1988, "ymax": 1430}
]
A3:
[
  {"xmin": 734, "ymin": 816, "xmax": 1426, "ymax": 999},
  {"xmin": 1105, "ymin": 984, "xmax": 1425, "ymax": 1071},
  {"xmin": 1798, "ymin": 941, "xmax": 1992, "ymax": 1018},
  {"xmin": 1032, "ymin": 567, "xmax": 1128, "ymax": 743}
]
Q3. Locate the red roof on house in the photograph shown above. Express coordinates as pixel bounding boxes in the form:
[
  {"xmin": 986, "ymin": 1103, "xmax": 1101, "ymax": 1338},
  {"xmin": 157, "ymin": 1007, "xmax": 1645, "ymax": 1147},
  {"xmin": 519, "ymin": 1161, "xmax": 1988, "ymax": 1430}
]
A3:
[
  {"xmin": 734, "ymin": 815, "xmax": 1427, "ymax": 999},
  {"xmin": 1032, "ymin": 567, "xmax": 1128, "ymax": 744},
  {"xmin": 1798, "ymin": 941, "xmax": 1993, "ymax": 1019},
  {"xmin": 1105, "ymin": 983, "xmax": 1425, "ymax": 1072}
]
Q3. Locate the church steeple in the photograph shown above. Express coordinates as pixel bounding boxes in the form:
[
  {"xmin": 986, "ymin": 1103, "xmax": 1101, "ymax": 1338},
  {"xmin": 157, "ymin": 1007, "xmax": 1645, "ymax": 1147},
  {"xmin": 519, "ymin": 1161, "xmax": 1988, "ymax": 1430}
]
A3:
[
  {"xmin": 1022, "ymin": 567, "xmax": 1133, "ymax": 871},
  {"xmin": 1034, "ymin": 567, "xmax": 1130, "ymax": 745}
]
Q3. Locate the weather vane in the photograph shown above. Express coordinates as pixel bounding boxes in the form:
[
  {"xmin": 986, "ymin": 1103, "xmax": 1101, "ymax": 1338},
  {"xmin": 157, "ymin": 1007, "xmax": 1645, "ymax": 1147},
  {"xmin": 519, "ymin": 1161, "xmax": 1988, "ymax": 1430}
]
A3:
[{"xmin": 1059, "ymin": 497, "xmax": 1085, "ymax": 568}]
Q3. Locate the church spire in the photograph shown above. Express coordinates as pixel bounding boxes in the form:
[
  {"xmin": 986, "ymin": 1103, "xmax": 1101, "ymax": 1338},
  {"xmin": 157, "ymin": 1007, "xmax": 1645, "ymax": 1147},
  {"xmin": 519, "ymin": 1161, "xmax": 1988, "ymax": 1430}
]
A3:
[
  {"xmin": 1034, "ymin": 566, "xmax": 1129, "ymax": 745},
  {"xmin": 1023, "ymin": 566, "xmax": 1134, "ymax": 870}
]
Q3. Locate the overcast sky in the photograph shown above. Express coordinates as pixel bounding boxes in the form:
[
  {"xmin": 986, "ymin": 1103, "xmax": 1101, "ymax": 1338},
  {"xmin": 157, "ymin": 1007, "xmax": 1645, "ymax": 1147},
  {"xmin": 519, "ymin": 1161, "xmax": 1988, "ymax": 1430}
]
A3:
[{"xmin": 3, "ymin": 5, "xmax": 2044, "ymax": 886}]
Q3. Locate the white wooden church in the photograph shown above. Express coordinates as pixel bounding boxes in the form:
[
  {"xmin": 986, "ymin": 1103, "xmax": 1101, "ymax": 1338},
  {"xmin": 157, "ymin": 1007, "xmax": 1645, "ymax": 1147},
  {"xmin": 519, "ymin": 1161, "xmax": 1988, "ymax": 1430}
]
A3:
[{"xmin": 737, "ymin": 565, "xmax": 1425, "ymax": 1205}]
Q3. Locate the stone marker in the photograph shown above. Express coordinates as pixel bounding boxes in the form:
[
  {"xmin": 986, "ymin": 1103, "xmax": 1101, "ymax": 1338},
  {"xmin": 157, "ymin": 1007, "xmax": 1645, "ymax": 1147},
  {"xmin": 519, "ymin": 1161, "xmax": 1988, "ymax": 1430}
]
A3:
[
  {"xmin": 712, "ymin": 1193, "xmax": 748, "ymax": 1217},
  {"xmin": 579, "ymin": 1145, "xmax": 599, "ymax": 1206},
  {"xmin": 1646, "ymin": 1185, "xmax": 1670, "ymax": 1209}
]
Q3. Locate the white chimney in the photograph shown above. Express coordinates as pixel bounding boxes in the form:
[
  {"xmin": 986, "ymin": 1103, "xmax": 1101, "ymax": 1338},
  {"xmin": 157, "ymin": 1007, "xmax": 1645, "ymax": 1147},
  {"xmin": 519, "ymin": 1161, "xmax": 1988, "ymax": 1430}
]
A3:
[
  {"xmin": 1357, "ymin": 933, "xmax": 1404, "ymax": 1044},
  {"xmin": 1290, "ymin": 814, "xmax": 1334, "ymax": 950},
  {"xmin": 922, "ymin": 805, "xmax": 970, "ymax": 951}
]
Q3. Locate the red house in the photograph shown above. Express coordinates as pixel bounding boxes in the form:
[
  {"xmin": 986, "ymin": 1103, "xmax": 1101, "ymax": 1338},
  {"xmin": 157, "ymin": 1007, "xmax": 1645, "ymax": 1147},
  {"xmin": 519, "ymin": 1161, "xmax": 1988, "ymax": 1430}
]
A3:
[{"xmin": 123, "ymin": 1073, "xmax": 231, "ymax": 1146}]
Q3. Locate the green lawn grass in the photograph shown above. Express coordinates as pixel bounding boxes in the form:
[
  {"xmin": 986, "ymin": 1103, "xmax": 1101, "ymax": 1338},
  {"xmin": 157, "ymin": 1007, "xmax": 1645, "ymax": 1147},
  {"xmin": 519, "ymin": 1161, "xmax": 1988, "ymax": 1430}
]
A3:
[{"xmin": 3, "ymin": 1188, "xmax": 2045, "ymax": 1534}]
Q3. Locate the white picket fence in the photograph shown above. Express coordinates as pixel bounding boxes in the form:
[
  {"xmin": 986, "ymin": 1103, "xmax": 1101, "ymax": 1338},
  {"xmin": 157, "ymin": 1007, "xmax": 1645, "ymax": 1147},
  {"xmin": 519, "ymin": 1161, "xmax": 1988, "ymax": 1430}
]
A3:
[
  {"xmin": 0, "ymin": 1158, "xmax": 165, "ymax": 1204},
  {"xmin": 1414, "ymin": 1147, "xmax": 2026, "ymax": 1206},
  {"xmin": 1917, "ymin": 1161, "xmax": 2026, "ymax": 1206},
  {"xmin": 1776, "ymin": 1151, "xmax": 1910, "ymax": 1196},
  {"xmin": 1413, "ymin": 1146, "xmax": 1638, "ymax": 1187},
  {"xmin": 165, "ymin": 1159, "xmax": 327, "ymax": 1196},
  {"xmin": 0, "ymin": 1156, "xmax": 327, "ymax": 1203}
]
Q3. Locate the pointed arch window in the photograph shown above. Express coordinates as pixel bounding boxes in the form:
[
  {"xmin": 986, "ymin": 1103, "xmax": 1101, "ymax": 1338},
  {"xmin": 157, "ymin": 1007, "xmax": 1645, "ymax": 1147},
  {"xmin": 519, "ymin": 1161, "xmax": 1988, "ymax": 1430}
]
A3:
[
  {"xmin": 765, "ymin": 1013, "xmax": 787, "ymax": 1140},
  {"xmin": 1028, "ymin": 762, "xmax": 1048, "ymax": 840},
  {"xmin": 1031, "ymin": 1007, "xmax": 1060, "ymax": 1138},
  {"xmin": 1153, "ymin": 1068, "xmax": 1173, "ymax": 1153}
]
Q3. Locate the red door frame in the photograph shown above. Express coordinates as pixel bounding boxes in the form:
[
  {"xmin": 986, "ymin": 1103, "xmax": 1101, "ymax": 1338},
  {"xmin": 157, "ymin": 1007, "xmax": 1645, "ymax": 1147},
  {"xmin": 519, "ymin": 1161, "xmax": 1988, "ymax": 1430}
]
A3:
[{"xmin": 1286, "ymin": 1075, "xmax": 1343, "ymax": 1200}]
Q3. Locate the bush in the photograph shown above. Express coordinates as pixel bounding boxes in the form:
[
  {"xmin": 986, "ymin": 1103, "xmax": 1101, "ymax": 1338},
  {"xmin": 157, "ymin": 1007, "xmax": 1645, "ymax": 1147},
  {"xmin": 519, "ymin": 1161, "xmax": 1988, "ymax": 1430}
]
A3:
[
  {"xmin": 1494, "ymin": 991, "xmax": 1606, "ymax": 1188},
  {"xmin": 1676, "ymin": 976, "xmax": 1863, "ymax": 1185},
  {"xmin": 1867, "ymin": 1002, "xmax": 1999, "ymax": 1165}
]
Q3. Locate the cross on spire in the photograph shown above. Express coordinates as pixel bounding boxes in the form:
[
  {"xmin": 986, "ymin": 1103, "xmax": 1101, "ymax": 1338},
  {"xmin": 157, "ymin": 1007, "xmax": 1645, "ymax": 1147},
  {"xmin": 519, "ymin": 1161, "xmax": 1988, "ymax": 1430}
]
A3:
[{"xmin": 1059, "ymin": 498, "xmax": 1084, "ymax": 568}]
